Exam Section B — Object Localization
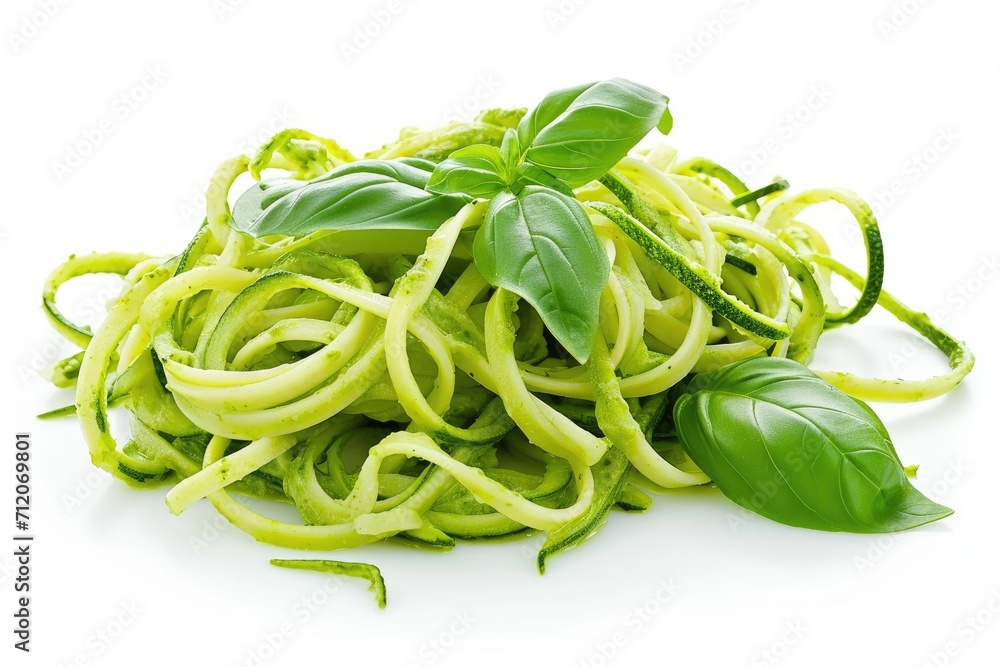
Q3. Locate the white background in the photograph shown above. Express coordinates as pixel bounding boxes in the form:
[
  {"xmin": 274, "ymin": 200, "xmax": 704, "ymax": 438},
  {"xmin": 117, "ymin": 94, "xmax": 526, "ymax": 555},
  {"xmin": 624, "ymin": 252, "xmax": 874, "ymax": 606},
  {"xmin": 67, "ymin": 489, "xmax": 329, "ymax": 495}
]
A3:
[{"xmin": 2, "ymin": 1, "xmax": 999, "ymax": 666}]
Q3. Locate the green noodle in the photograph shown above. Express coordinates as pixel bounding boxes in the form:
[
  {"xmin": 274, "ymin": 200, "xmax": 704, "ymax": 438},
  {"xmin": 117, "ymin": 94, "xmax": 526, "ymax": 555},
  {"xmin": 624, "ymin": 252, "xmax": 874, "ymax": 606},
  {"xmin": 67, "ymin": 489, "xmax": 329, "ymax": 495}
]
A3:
[{"xmin": 40, "ymin": 114, "xmax": 974, "ymax": 580}]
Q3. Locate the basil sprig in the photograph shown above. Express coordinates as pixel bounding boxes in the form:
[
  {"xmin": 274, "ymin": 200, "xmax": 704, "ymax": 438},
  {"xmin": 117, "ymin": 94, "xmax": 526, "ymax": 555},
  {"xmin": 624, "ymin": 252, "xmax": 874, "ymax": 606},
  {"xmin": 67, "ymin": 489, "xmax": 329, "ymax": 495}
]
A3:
[
  {"xmin": 426, "ymin": 78, "xmax": 673, "ymax": 362},
  {"xmin": 424, "ymin": 144, "xmax": 509, "ymax": 200},
  {"xmin": 674, "ymin": 357, "xmax": 953, "ymax": 533},
  {"xmin": 231, "ymin": 78, "xmax": 674, "ymax": 361}
]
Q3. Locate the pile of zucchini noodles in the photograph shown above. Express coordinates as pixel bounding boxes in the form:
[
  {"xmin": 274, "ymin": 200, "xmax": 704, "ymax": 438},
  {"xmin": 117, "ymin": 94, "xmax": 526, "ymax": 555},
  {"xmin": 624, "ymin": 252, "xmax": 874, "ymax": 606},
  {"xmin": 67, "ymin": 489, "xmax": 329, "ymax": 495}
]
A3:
[{"xmin": 41, "ymin": 117, "xmax": 973, "ymax": 570}]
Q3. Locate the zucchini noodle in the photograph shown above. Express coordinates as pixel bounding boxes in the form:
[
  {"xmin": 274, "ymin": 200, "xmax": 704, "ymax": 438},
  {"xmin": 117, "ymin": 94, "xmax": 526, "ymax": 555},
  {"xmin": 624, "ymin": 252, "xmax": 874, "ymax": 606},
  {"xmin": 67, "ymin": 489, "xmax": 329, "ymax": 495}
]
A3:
[{"xmin": 40, "ymin": 120, "xmax": 974, "ymax": 568}]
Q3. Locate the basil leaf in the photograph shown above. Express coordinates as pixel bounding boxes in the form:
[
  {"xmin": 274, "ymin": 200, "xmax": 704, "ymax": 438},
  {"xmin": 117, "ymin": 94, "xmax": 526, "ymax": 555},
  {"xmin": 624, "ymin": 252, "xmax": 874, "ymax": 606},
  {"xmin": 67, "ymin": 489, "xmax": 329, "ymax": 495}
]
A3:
[
  {"xmin": 674, "ymin": 357, "xmax": 953, "ymax": 533},
  {"xmin": 231, "ymin": 178, "xmax": 304, "ymax": 230},
  {"xmin": 516, "ymin": 82, "xmax": 593, "ymax": 151},
  {"xmin": 392, "ymin": 156, "xmax": 440, "ymax": 173},
  {"xmin": 231, "ymin": 159, "xmax": 467, "ymax": 237},
  {"xmin": 499, "ymin": 128, "xmax": 521, "ymax": 177},
  {"xmin": 516, "ymin": 78, "xmax": 672, "ymax": 187},
  {"xmin": 473, "ymin": 186, "xmax": 609, "ymax": 363},
  {"xmin": 425, "ymin": 145, "xmax": 508, "ymax": 199},
  {"xmin": 283, "ymin": 158, "xmax": 442, "ymax": 188}
]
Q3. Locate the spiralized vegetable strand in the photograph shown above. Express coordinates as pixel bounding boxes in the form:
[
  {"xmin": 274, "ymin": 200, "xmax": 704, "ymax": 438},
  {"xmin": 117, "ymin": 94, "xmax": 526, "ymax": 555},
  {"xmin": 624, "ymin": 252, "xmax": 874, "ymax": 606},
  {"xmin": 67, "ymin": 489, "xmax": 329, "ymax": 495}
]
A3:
[{"xmin": 42, "ymin": 118, "xmax": 973, "ymax": 569}]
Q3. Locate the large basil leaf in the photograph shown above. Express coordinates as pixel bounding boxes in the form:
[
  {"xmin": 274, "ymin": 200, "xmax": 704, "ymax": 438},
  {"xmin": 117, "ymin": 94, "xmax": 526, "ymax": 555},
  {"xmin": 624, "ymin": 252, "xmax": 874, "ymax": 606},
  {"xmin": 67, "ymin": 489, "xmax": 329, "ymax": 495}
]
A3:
[
  {"xmin": 473, "ymin": 186, "xmax": 609, "ymax": 363},
  {"xmin": 425, "ymin": 144, "xmax": 508, "ymax": 199},
  {"xmin": 231, "ymin": 178, "xmax": 302, "ymax": 230},
  {"xmin": 515, "ymin": 82, "xmax": 592, "ymax": 152},
  {"xmin": 516, "ymin": 78, "xmax": 673, "ymax": 187},
  {"xmin": 674, "ymin": 357, "xmax": 953, "ymax": 533},
  {"xmin": 231, "ymin": 159, "xmax": 467, "ymax": 237}
]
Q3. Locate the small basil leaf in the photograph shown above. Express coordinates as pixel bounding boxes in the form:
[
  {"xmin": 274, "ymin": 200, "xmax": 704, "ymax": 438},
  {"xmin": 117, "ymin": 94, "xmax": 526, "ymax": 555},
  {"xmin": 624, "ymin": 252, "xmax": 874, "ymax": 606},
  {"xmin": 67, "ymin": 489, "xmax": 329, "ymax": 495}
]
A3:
[
  {"xmin": 499, "ymin": 128, "xmax": 521, "ymax": 178},
  {"xmin": 425, "ymin": 144, "xmax": 508, "ymax": 199},
  {"xmin": 473, "ymin": 186, "xmax": 609, "ymax": 363},
  {"xmin": 231, "ymin": 160, "xmax": 467, "ymax": 237},
  {"xmin": 511, "ymin": 162, "xmax": 575, "ymax": 197},
  {"xmin": 673, "ymin": 357, "xmax": 953, "ymax": 533},
  {"xmin": 517, "ymin": 78, "xmax": 672, "ymax": 187}
]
